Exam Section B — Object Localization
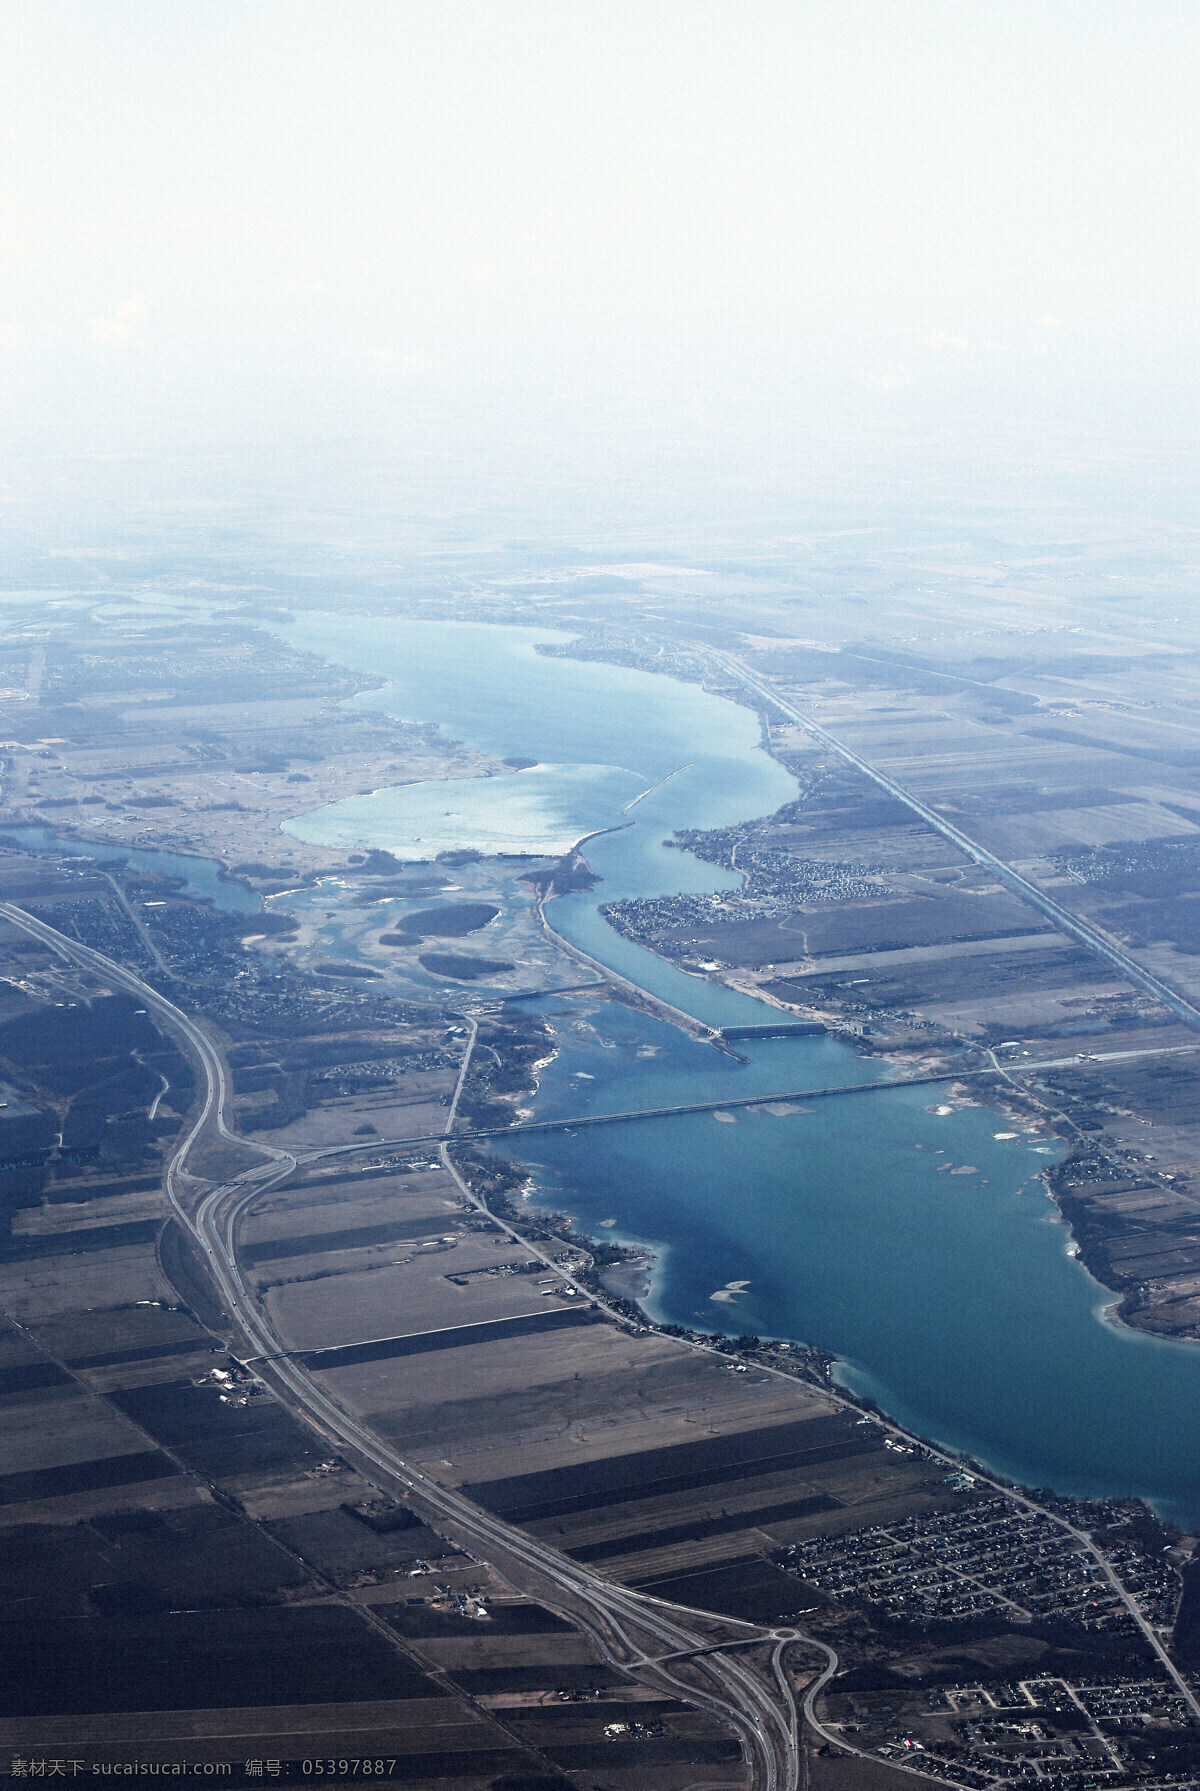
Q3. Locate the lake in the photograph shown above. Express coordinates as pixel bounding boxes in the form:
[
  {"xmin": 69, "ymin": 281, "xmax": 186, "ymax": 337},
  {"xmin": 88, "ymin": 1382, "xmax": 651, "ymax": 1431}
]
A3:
[
  {"xmin": 280, "ymin": 613, "xmax": 1200, "ymax": 1526},
  {"xmin": 4, "ymin": 826, "xmax": 260, "ymax": 915}
]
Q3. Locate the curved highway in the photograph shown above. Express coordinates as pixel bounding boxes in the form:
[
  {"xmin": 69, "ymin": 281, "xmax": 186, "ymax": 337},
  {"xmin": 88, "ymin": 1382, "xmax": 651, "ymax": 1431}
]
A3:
[
  {"xmin": 9, "ymin": 877, "xmax": 1196, "ymax": 1780},
  {"xmin": 0, "ymin": 898, "xmax": 803, "ymax": 1791},
  {"xmin": 193, "ymin": 1159, "xmax": 802, "ymax": 1786}
]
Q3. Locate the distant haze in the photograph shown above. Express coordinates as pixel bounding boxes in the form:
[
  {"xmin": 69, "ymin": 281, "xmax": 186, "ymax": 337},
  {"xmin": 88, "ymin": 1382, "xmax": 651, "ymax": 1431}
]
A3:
[{"xmin": 1, "ymin": 1, "xmax": 1197, "ymax": 505}]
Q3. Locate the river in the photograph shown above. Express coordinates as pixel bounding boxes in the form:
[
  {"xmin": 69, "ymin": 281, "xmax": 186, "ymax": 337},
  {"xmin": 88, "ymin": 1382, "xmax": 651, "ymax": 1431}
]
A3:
[
  {"xmin": 3, "ymin": 825, "xmax": 260, "ymax": 914},
  {"xmin": 279, "ymin": 614, "xmax": 1200, "ymax": 1526}
]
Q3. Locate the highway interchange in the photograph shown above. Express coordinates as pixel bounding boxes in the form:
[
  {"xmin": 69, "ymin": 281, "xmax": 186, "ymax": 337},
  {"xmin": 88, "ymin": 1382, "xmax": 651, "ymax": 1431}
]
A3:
[
  {"xmin": 0, "ymin": 899, "xmax": 809, "ymax": 1791},
  {"xmin": 7, "ymin": 656, "xmax": 1200, "ymax": 1787}
]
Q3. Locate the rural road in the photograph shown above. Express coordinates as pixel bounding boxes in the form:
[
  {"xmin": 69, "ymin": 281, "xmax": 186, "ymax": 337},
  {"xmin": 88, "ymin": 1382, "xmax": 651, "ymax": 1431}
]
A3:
[
  {"xmin": 6, "ymin": 864, "xmax": 1198, "ymax": 1776},
  {"xmin": 711, "ymin": 651, "xmax": 1200, "ymax": 1034},
  {"xmin": 0, "ymin": 897, "xmax": 805, "ymax": 1791}
]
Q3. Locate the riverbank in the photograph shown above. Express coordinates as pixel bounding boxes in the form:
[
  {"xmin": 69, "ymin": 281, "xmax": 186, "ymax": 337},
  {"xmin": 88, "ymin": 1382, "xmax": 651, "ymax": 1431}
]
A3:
[
  {"xmin": 531, "ymin": 865, "xmax": 732, "ymax": 1047},
  {"xmin": 269, "ymin": 611, "xmax": 1200, "ymax": 1526}
]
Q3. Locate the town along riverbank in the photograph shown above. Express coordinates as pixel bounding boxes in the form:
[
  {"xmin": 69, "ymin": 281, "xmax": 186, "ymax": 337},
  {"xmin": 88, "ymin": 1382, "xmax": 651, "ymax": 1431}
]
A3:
[{"xmin": 279, "ymin": 613, "xmax": 1200, "ymax": 1528}]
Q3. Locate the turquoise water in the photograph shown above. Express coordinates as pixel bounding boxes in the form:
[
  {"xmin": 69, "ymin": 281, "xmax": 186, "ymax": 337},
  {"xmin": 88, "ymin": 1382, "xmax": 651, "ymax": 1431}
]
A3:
[
  {"xmin": 281, "ymin": 614, "xmax": 793, "ymax": 1025},
  {"xmin": 3, "ymin": 827, "xmax": 260, "ymax": 915},
  {"xmin": 276, "ymin": 614, "xmax": 1200, "ymax": 1525},
  {"xmin": 502, "ymin": 1046, "xmax": 1200, "ymax": 1523}
]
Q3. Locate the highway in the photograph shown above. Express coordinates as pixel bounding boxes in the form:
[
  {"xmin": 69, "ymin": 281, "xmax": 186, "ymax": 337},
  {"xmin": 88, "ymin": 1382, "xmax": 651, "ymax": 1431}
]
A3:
[
  {"xmin": 253, "ymin": 1070, "xmax": 974, "ymax": 1176},
  {"xmin": 8, "ymin": 890, "xmax": 1199, "ymax": 1773},
  {"xmin": 711, "ymin": 651, "xmax": 1200, "ymax": 1034},
  {"xmin": 0, "ymin": 898, "xmax": 805, "ymax": 1791},
  {"xmin": 259, "ymin": 1040, "xmax": 1200, "ymax": 1171},
  {"xmin": 479, "ymin": 1069, "xmax": 960, "ymax": 1132},
  {"xmin": 193, "ymin": 1159, "xmax": 805, "ymax": 1788}
]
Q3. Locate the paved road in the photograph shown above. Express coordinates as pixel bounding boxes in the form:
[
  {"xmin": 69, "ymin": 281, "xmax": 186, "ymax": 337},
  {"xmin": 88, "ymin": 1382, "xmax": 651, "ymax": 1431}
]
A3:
[
  {"xmin": 8, "ymin": 896, "xmax": 1198, "ymax": 1771},
  {"xmin": 0, "ymin": 899, "xmax": 802, "ymax": 1791},
  {"xmin": 711, "ymin": 652, "xmax": 1200, "ymax": 1033},
  {"xmin": 486, "ymin": 1069, "xmax": 959, "ymax": 1131},
  {"xmin": 103, "ymin": 872, "xmax": 168, "ymax": 971},
  {"xmin": 278, "ymin": 1069, "xmax": 972, "ymax": 1171},
  {"xmin": 0, "ymin": 899, "xmax": 267, "ymax": 1174},
  {"xmin": 194, "ymin": 1159, "xmax": 803, "ymax": 1787},
  {"xmin": 530, "ymin": 879, "xmax": 721, "ymax": 1043},
  {"xmin": 264, "ymin": 1039, "xmax": 1200, "ymax": 1170}
]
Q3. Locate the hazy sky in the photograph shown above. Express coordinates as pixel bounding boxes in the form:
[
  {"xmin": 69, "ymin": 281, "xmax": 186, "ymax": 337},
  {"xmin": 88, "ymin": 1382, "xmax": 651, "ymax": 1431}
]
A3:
[{"xmin": 1, "ymin": 1, "xmax": 1197, "ymax": 496}]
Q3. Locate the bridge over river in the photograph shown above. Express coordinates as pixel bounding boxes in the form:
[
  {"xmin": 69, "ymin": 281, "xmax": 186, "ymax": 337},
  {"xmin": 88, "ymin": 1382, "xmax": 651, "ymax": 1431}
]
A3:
[
  {"xmin": 474, "ymin": 1068, "xmax": 965, "ymax": 1139},
  {"xmin": 303, "ymin": 1067, "xmax": 988, "ymax": 1165}
]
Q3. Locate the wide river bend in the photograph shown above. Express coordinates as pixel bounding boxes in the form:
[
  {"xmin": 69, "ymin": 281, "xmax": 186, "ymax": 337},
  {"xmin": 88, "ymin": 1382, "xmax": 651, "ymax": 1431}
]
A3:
[{"xmin": 279, "ymin": 615, "xmax": 1200, "ymax": 1527}]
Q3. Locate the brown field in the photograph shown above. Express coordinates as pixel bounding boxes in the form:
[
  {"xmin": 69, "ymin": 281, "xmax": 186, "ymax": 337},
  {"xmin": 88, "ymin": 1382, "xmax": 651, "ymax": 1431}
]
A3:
[{"xmin": 242, "ymin": 1071, "xmax": 454, "ymax": 1149}]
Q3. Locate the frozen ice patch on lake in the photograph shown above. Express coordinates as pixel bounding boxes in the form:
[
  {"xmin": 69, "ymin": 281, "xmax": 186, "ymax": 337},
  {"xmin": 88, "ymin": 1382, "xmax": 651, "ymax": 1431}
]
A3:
[{"xmin": 284, "ymin": 761, "xmax": 644, "ymax": 861}]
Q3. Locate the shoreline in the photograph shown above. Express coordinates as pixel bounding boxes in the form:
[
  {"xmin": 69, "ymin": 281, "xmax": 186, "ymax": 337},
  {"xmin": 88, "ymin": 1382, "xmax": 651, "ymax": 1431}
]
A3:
[
  {"xmin": 531, "ymin": 871, "xmax": 726, "ymax": 1047},
  {"xmin": 19, "ymin": 777, "xmax": 1200, "ymax": 1499},
  {"xmin": 508, "ymin": 1155, "xmax": 1194, "ymax": 1536},
  {"xmin": 491, "ymin": 954, "xmax": 1200, "ymax": 1526},
  {"xmin": 31, "ymin": 604, "xmax": 1195, "ymax": 1528}
]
